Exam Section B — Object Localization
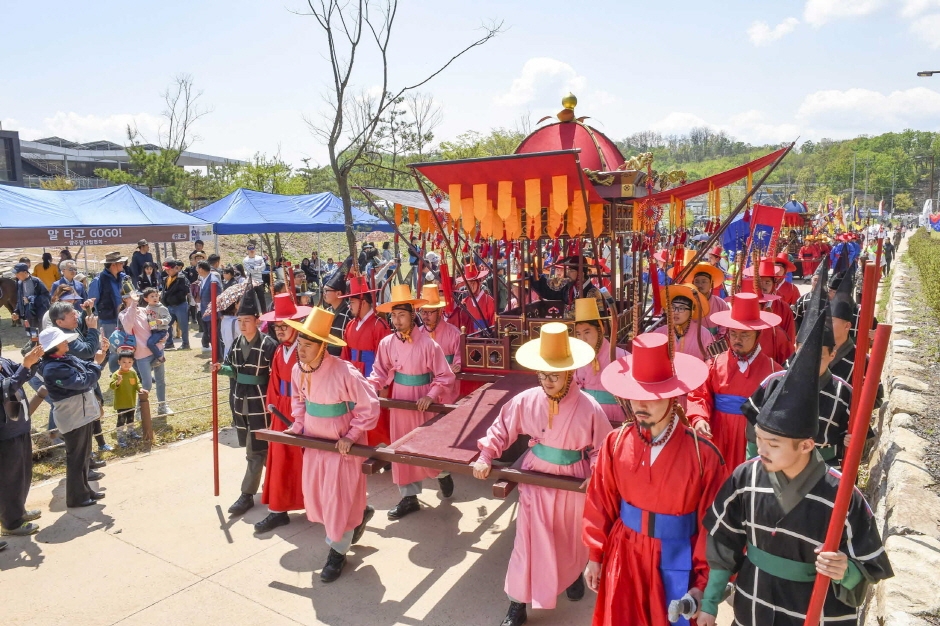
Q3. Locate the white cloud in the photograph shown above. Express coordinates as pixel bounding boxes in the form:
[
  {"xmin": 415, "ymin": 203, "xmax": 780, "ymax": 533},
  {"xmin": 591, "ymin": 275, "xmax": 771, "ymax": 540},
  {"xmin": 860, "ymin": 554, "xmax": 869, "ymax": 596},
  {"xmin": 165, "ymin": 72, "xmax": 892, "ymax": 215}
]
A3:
[
  {"xmin": 803, "ymin": 0, "xmax": 886, "ymax": 27},
  {"xmin": 649, "ymin": 112, "xmax": 715, "ymax": 135},
  {"xmin": 796, "ymin": 87, "xmax": 940, "ymax": 131},
  {"xmin": 901, "ymin": 0, "xmax": 940, "ymax": 18},
  {"xmin": 495, "ymin": 57, "xmax": 587, "ymax": 107},
  {"xmin": 747, "ymin": 17, "xmax": 800, "ymax": 45},
  {"xmin": 13, "ymin": 111, "xmax": 164, "ymax": 145},
  {"xmin": 726, "ymin": 110, "xmax": 801, "ymax": 144},
  {"xmin": 909, "ymin": 12, "xmax": 940, "ymax": 48}
]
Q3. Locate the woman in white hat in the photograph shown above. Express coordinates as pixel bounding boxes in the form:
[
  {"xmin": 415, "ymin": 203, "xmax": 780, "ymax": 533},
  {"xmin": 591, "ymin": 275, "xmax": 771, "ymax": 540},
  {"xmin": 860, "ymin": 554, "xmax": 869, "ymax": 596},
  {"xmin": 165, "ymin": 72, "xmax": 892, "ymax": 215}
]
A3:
[
  {"xmin": 38, "ymin": 327, "xmax": 108, "ymax": 508},
  {"xmin": 472, "ymin": 323, "xmax": 613, "ymax": 626}
]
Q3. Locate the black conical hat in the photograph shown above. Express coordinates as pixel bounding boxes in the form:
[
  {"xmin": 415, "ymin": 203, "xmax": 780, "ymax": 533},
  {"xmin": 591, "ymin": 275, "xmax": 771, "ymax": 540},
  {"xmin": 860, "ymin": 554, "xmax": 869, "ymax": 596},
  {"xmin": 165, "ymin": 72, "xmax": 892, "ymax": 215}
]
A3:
[
  {"xmin": 796, "ymin": 256, "xmax": 830, "ymax": 346},
  {"xmin": 323, "ymin": 269, "xmax": 347, "ymax": 293},
  {"xmin": 756, "ymin": 311, "xmax": 825, "ymax": 440},
  {"xmin": 836, "ymin": 264, "xmax": 856, "ymax": 298},
  {"xmin": 236, "ymin": 277, "xmax": 262, "ymax": 317},
  {"xmin": 831, "ymin": 294, "xmax": 855, "ymax": 322}
]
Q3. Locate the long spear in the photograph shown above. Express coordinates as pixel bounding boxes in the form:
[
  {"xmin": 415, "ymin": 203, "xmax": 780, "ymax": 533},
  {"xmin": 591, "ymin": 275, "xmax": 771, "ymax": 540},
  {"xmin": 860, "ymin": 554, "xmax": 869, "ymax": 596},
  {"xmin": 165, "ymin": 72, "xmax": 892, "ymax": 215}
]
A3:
[
  {"xmin": 802, "ymin": 322, "xmax": 892, "ymax": 625},
  {"xmin": 210, "ymin": 279, "xmax": 220, "ymax": 497},
  {"xmin": 848, "ymin": 262, "xmax": 878, "ymax": 430}
]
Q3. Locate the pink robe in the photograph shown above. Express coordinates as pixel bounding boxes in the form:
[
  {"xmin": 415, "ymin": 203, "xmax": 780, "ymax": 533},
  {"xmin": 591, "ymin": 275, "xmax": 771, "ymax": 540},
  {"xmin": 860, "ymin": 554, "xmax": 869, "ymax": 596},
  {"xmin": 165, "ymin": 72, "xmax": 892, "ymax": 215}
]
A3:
[
  {"xmin": 289, "ymin": 355, "xmax": 380, "ymax": 542},
  {"xmin": 651, "ymin": 322, "xmax": 714, "ymax": 363},
  {"xmin": 477, "ymin": 386, "xmax": 613, "ymax": 609},
  {"xmin": 369, "ymin": 329, "xmax": 456, "ymax": 486},
  {"xmin": 702, "ymin": 293, "xmax": 730, "ymax": 334},
  {"xmin": 573, "ymin": 338, "xmax": 628, "ymax": 424},
  {"xmin": 417, "ymin": 321, "xmax": 462, "ymax": 404}
]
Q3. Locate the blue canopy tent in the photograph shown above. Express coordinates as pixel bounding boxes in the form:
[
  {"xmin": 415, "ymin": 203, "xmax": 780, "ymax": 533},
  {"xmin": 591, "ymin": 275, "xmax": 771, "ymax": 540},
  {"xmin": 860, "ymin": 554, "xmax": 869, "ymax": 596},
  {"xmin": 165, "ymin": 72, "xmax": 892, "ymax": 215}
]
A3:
[
  {"xmin": 0, "ymin": 184, "xmax": 210, "ymax": 248},
  {"xmin": 192, "ymin": 188, "xmax": 393, "ymax": 234},
  {"xmin": 783, "ymin": 199, "xmax": 807, "ymax": 214}
]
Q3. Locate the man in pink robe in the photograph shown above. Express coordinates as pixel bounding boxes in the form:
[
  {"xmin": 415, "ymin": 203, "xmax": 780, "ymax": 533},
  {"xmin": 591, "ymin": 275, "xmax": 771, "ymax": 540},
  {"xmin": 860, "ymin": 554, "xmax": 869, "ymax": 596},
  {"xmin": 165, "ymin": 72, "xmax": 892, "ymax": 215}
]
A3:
[
  {"xmin": 472, "ymin": 322, "xmax": 613, "ymax": 626},
  {"xmin": 416, "ymin": 284, "xmax": 462, "ymax": 405},
  {"xmin": 283, "ymin": 307, "xmax": 381, "ymax": 583},
  {"xmin": 369, "ymin": 284, "xmax": 456, "ymax": 520},
  {"xmin": 652, "ymin": 284, "xmax": 715, "ymax": 364}
]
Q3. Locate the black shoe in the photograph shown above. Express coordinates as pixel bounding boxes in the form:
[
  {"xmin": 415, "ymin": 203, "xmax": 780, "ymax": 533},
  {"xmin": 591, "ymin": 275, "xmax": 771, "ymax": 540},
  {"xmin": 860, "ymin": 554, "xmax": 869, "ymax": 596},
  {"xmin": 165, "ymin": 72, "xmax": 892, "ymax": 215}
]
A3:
[
  {"xmin": 90, "ymin": 491, "xmax": 106, "ymax": 500},
  {"xmin": 253, "ymin": 511, "xmax": 290, "ymax": 534},
  {"xmin": 87, "ymin": 471, "xmax": 104, "ymax": 482},
  {"xmin": 228, "ymin": 493, "xmax": 254, "ymax": 516},
  {"xmin": 566, "ymin": 573, "xmax": 585, "ymax": 601},
  {"xmin": 0, "ymin": 540, "xmax": 7, "ymax": 551},
  {"xmin": 320, "ymin": 548, "xmax": 346, "ymax": 583},
  {"xmin": 352, "ymin": 506, "xmax": 374, "ymax": 545},
  {"xmin": 71, "ymin": 499, "xmax": 98, "ymax": 508},
  {"xmin": 438, "ymin": 474, "xmax": 454, "ymax": 498},
  {"xmin": 500, "ymin": 601, "xmax": 527, "ymax": 626},
  {"xmin": 89, "ymin": 459, "xmax": 107, "ymax": 470},
  {"xmin": 387, "ymin": 496, "xmax": 420, "ymax": 520}
]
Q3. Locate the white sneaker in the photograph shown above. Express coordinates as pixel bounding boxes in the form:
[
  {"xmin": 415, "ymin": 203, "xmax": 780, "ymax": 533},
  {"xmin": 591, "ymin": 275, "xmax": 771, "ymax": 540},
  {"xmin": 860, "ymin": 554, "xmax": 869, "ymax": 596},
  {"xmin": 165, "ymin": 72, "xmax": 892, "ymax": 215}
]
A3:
[
  {"xmin": 158, "ymin": 405, "xmax": 175, "ymax": 416},
  {"xmin": 201, "ymin": 346, "xmax": 212, "ymax": 353}
]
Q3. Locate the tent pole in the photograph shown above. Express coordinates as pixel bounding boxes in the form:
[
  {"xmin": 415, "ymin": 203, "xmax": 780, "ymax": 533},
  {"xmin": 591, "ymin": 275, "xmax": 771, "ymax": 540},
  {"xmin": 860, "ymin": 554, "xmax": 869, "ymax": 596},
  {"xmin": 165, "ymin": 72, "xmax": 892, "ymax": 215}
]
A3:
[
  {"xmin": 214, "ymin": 233, "xmax": 219, "ymax": 256},
  {"xmin": 83, "ymin": 246, "xmax": 89, "ymax": 273}
]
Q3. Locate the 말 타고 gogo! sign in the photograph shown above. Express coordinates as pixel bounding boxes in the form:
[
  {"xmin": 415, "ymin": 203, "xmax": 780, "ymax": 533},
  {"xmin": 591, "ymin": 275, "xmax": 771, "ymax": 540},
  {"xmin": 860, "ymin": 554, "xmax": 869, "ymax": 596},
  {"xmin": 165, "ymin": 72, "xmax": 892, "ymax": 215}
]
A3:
[{"xmin": 0, "ymin": 225, "xmax": 210, "ymax": 248}]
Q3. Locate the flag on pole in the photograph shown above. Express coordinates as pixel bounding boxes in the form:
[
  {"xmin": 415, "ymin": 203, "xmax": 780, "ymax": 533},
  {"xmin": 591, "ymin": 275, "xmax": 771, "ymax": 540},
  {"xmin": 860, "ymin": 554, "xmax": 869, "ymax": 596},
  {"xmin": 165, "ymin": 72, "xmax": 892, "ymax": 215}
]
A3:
[{"xmin": 878, "ymin": 199, "xmax": 884, "ymax": 217}]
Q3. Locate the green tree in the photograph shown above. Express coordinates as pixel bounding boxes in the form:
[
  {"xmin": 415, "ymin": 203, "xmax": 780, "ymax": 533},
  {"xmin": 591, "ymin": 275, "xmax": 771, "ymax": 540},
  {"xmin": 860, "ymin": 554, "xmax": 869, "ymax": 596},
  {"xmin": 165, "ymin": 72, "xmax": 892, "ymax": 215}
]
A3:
[{"xmin": 39, "ymin": 176, "xmax": 76, "ymax": 190}]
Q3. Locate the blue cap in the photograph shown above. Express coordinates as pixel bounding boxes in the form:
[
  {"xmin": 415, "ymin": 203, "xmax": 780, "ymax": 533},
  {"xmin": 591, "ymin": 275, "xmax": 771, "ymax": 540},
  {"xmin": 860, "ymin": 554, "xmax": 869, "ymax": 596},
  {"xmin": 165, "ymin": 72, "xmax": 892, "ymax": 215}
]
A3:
[{"xmin": 13, "ymin": 263, "xmax": 29, "ymax": 274}]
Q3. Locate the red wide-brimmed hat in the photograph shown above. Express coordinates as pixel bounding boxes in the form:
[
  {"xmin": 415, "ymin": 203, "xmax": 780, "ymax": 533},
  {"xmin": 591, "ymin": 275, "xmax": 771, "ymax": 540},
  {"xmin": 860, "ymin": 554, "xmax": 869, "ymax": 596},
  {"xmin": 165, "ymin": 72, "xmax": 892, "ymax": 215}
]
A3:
[
  {"xmin": 709, "ymin": 292, "xmax": 781, "ymax": 331},
  {"xmin": 600, "ymin": 333, "xmax": 708, "ymax": 400},
  {"xmin": 454, "ymin": 263, "xmax": 490, "ymax": 286},
  {"xmin": 738, "ymin": 277, "xmax": 780, "ymax": 303},
  {"xmin": 260, "ymin": 293, "xmax": 311, "ymax": 322},
  {"xmin": 774, "ymin": 252, "xmax": 797, "ymax": 274},
  {"xmin": 742, "ymin": 258, "xmax": 779, "ymax": 278},
  {"xmin": 338, "ymin": 275, "xmax": 379, "ymax": 299},
  {"xmin": 652, "ymin": 249, "xmax": 670, "ymax": 264},
  {"xmin": 708, "ymin": 246, "xmax": 723, "ymax": 258}
]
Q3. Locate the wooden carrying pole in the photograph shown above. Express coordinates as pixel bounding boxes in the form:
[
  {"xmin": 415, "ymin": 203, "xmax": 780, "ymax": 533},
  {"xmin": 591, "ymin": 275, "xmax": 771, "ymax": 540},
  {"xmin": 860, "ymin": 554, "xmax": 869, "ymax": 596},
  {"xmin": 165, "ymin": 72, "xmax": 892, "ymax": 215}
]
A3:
[
  {"xmin": 848, "ymin": 262, "xmax": 879, "ymax": 430},
  {"xmin": 801, "ymin": 323, "xmax": 892, "ymax": 626},
  {"xmin": 210, "ymin": 280, "xmax": 220, "ymax": 497}
]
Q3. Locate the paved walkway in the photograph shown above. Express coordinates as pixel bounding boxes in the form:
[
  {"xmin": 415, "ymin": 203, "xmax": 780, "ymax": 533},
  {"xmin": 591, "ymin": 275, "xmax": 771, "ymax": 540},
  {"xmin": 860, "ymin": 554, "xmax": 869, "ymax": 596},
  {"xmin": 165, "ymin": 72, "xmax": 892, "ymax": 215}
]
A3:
[{"xmin": 3, "ymin": 428, "xmax": 603, "ymax": 626}]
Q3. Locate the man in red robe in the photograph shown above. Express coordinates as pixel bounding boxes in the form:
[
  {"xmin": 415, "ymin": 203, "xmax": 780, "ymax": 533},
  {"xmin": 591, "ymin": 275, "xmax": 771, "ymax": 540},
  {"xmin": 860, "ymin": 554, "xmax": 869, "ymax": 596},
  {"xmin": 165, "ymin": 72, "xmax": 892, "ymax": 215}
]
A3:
[
  {"xmin": 740, "ymin": 259, "xmax": 796, "ymax": 343},
  {"xmin": 583, "ymin": 333, "xmax": 727, "ymax": 626},
  {"xmin": 254, "ymin": 294, "xmax": 311, "ymax": 534},
  {"xmin": 772, "ymin": 252, "xmax": 801, "ymax": 307},
  {"xmin": 688, "ymin": 293, "xmax": 783, "ymax": 468},
  {"xmin": 800, "ymin": 236, "xmax": 820, "ymax": 277},
  {"xmin": 339, "ymin": 275, "xmax": 390, "ymax": 445},
  {"xmin": 455, "ymin": 264, "xmax": 495, "ymax": 332},
  {"xmin": 737, "ymin": 277, "xmax": 794, "ymax": 367}
]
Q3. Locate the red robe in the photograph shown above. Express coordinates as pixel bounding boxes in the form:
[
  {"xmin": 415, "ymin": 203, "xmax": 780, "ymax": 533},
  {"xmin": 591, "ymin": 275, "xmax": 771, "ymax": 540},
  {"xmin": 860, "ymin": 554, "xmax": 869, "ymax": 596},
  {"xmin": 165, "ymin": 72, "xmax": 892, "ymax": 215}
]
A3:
[
  {"xmin": 261, "ymin": 341, "xmax": 305, "ymax": 512},
  {"xmin": 686, "ymin": 350, "xmax": 782, "ymax": 468},
  {"xmin": 341, "ymin": 311, "xmax": 392, "ymax": 446},
  {"xmin": 759, "ymin": 325, "xmax": 794, "ymax": 367},
  {"xmin": 463, "ymin": 290, "xmax": 495, "ymax": 331},
  {"xmin": 799, "ymin": 244, "xmax": 819, "ymax": 276},
  {"xmin": 774, "ymin": 280, "xmax": 800, "ymax": 308},
  {"xmin": 582, "ymin": 421, "xmax": 727, "ymax": 626},
  {"xmin": 768, "ymin": 299, "xmax": 795, "ymax": 344}
]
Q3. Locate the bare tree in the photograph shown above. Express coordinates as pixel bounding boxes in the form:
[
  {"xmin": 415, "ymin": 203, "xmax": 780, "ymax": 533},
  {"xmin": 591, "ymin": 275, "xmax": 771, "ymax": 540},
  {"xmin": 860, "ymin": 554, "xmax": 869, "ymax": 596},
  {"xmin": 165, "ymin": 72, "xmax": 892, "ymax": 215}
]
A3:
[
  {"xmin": 301, "ymin": 0, "xmax": 502, "ymax": 260},
  {"xmin": 160, "ymin": 74, "xmax": 212, "ymax": 162},
  {"xmin": 405, "ymin": 92, "xmax": 443, "ymax": 159}
]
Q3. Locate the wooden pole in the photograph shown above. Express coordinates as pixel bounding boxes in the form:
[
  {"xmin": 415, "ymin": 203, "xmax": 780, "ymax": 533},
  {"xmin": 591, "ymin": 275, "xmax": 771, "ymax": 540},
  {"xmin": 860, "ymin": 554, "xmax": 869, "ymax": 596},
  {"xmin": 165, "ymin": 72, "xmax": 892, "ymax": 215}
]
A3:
[
  {"xmin": 848, "ymin": 262, "xmax": 878, "ymax": 430},
  {"xmin": 140, "ymin": 394, "xmax": 154, "ymax": 443},
  {"xmin": 210, "ymin": 279, "xmax": 220, "ymax": 497},
  {"xmin": 802, "ymin": 323, "xmax": 892, "ymax": 626}
]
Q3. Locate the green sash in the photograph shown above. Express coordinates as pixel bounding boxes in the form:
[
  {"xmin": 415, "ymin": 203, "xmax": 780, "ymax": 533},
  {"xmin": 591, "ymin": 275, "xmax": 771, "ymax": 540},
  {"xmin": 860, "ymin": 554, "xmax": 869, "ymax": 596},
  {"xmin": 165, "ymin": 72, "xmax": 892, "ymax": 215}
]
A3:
[
  {"xmin": 746, "ymin": 543, "xmax": 817, "ymax": 582},
  {"xmin": 818, "ymin": 445, "xmax": 838, "ymax": 461},
  {"xmin": 445, "ymin": 354, "xmax": 454, "ymax": 364},
  {"xmin": 394, "ymin": 371, "xmax": 432, "ymax": 386},
  {"xmin": 236, "ymin": 373, "xmax": 268, "ymax": 386},
  {"xmin": 305, "ymin": 400, "xmax": 354, "ymax": 418},
  {"xmin": 530, "ymin": 443, "xmax": 585, "ymax": 466},
  {"xmin": 583, "ymin": 387, "xmax": 619, "ymax": 405}
]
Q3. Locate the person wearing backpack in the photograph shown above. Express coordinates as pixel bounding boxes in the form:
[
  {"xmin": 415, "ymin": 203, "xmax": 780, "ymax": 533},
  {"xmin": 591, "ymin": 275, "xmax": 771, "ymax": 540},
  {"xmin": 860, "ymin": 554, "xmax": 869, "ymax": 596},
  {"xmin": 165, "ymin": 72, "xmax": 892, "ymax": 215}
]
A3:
[{"xmin": 88, "ymin": 251, "xmax": 129, "ymax": 373}]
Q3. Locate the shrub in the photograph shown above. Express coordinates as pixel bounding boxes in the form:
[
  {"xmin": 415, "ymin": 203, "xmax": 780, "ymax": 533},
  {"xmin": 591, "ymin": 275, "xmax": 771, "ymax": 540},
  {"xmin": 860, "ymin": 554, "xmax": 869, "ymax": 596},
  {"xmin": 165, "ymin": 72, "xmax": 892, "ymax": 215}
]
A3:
[{"xmin": 907, "ymin": 228, "xmax": 940, "ymax": 317}]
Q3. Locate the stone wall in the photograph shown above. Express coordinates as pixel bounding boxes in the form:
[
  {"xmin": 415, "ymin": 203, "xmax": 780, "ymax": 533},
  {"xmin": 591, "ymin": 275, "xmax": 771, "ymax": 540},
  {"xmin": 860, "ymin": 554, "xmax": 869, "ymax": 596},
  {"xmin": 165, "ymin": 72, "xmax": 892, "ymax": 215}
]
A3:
[{"xmin": 864, "ymin": 234, "xmax": 940, "ymax": 626}]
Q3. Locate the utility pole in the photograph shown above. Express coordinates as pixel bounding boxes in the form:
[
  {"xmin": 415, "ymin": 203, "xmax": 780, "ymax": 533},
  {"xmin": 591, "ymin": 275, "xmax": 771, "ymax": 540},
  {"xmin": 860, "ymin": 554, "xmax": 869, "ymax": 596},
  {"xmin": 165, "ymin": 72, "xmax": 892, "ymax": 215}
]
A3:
[
  {"xmin": 890, "ymin": 166, "xmax": 896, "ymax": 213},
  {"xmin": 862, "ymin": 157, "xmax": 871, "ymax": 214},
  {"xmin": 932, "ymin": 156, "xmax": 937, "ymax": 212},
  {"xmin": 850, "ymin": 152, "xmax": 857, "ymax": 209}
]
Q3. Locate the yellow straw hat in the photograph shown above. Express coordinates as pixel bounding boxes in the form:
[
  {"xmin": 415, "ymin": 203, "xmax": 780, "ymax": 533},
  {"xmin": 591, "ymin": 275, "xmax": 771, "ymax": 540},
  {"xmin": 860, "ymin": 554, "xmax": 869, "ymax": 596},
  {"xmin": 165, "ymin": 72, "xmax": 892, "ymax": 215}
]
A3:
[
  {"xmin": 418, "ymin": 284, "xmax": 447, "ymax": 310},
  {"xmin": 660, "ymin": 283, "xmax": 710, "ymax": 320},
  {"xmin": 668, "ymin": 262, "xmax": 725, "ymax": 286},
  {"xmin": 573, "ymin": 297, "xmax": 608, "ymax": 322},
  {"xmin": 376, "ymin": 284, "xmax": 429, "ymax": 313},
  {"xmin": 284, "ymin": 307, "xmax": 347, "ymax": 347},
  {"xmin": 515, "ymin": 322, "xmax": 595, "ymax": 372}
]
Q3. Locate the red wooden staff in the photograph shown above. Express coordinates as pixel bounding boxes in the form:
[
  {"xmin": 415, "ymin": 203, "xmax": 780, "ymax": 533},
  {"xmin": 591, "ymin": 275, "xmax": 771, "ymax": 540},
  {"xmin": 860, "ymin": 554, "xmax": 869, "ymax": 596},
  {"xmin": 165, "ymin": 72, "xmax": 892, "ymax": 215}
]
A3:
[
  {"xmin": 210, "ymin": 280, "xmax": 220, "ymax": 497},
  {"xmin": 848, "ymin": 262, "xmax": 879, "ymax": 429},
  {"xmin": 802, "ymin": 322, "xmax": 892, "ymax": 625}
]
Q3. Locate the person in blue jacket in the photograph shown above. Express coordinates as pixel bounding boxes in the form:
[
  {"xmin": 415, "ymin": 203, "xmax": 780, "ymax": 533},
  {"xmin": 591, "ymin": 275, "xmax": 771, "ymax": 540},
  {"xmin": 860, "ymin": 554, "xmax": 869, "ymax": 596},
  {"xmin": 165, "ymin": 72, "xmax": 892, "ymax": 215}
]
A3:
[{"xmin": 11, "ymin": 263, "xmax": 51, "ymax": 343}]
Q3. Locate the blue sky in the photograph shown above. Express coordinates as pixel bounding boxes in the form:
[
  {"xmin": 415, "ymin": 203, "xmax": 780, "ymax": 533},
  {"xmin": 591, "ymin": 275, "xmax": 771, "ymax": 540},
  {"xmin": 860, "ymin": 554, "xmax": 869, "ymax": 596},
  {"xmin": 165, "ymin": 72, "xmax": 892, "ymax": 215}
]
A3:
[{"xmin": 3, "ymin": 0, "xmax": 939, "ymax": 167}]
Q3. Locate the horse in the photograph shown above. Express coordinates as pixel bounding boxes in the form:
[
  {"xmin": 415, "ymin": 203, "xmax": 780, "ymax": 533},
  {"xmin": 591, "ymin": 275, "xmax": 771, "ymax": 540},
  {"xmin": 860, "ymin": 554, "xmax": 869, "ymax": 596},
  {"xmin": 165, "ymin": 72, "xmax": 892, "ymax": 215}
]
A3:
[{"xmin": 0, "ymin": 277, "xmax": 18, "ymax": 324}]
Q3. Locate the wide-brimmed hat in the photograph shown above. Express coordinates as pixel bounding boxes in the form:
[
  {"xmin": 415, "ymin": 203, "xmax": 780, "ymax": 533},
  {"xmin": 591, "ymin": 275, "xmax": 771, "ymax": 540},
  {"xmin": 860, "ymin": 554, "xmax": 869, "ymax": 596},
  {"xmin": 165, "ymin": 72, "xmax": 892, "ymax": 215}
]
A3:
[
  {"xmin": 573, "ymin": 297, "xmax": 607, "ymax": 323},
  {"xmin": 652, "ymin": 250, "xmax": 670, "ymax": 264},
  {"xmin": 260, "ymin": 293, "xmax": 311, "ymax": 322},
  {"xmin": 103, "ymin": 250, "xmax": 128, "ymax": 264},
  {"xmin": 661, "ymin": 283, "xmax": 710, "ymax": 320},
  {"xmin": 600, "ymin": 333, "xmax": 708, "ymax": 401},
  {"xmin": 669, "ymin": 262, "xmax": 724, "ymax": 286},
  {"xmin": 454, "ymin": 263, "xmax": 490, "ymax": 286},
  {"xmin": 285, "ymin": 307, "xmax": 346, "ymax": 347},
  {"xmin": 774, "ymin": 253, "xmax": 797, "ymax": 274},
  {"xmin": 376, "ymin": 284, "xmax": 428, "ymax": 313},
  {"xmin": 553, "ymin": 254, "xmax": 596, "ymax": 270},
  {"xmin": 514, "ymin": 322, "xmax": 595, "ymax": 372},
  {"xmin": 338, "ymin": 275, "xmax": 378, "ymax": 300},
  {"xmin": 38, "ymin": 327, "xmax": 79, "ymax": 352},
  {"xmin": 709, "ymin": 292, "xmax": 781, "ymax": 331},
  {"xmin": 742, "ymin": 258, "xmax": 779, "ymax": 278},
  {"xmin": 418, "ymin": 284, "xmax": 447, "ymax": 310},
  {"xmin": 738, "ymin": 276, "xmax": 780, "ymax": 303}
]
